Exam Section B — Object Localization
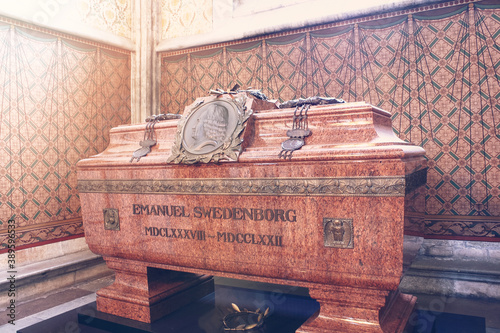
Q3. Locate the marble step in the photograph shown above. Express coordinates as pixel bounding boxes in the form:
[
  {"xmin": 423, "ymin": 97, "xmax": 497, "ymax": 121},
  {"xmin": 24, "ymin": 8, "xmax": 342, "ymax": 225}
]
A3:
[
  {"xmin": 0, "ymin": 249, "xmax": 112, "ymax": 308},
  {"xmin": 400, "ymin": 257, "xmax": 500, "ymax": 300}
]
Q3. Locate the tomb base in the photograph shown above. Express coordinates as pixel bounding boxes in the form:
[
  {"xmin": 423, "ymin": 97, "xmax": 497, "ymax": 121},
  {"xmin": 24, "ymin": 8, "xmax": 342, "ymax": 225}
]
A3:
[
  {"xmin": 298, "ymin": 288, "xmax": 416, "ymax": 333},
  {"xmin": 96, "ymin": 258, "xmax": 214, "ymax": 323}
]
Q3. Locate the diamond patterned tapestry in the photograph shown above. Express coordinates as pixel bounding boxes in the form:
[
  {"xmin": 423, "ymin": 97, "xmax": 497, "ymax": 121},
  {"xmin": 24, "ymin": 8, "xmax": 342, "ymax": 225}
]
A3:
[
  {"xmin": 160, "ymin": 1, "xmax": 500, "ymax": 240},
  {"xmin": 0, "ymin": 23, "xmax": 131, "ymax": 250}
]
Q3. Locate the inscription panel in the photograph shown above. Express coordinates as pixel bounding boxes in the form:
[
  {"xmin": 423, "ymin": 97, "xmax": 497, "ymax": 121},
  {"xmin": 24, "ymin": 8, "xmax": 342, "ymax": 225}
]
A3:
[
  {"xmin": 82, "ymin": 191, "xmax": 402, "ymax": 282},
  {"xmin": 133, "ymin": 203, "xmax": 295, "ymax": 248}
]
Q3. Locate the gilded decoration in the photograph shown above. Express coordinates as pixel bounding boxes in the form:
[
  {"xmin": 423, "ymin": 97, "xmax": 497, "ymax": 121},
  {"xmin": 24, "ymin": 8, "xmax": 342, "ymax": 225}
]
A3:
[{"xmin": 78, "ymin": 176, "xmax": 406, "ymax": 196}]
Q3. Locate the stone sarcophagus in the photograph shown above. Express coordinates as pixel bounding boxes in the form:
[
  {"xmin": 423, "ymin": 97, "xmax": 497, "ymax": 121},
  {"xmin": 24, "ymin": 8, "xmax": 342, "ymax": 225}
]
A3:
[{"xmin": 77, "ymin": 93, "xmax": 426, "ymax": 332}]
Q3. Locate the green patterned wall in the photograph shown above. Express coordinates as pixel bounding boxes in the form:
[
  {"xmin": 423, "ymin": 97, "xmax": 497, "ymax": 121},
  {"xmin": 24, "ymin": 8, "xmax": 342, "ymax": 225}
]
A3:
[
  {"xmin": 0, "ymin": 22, "xmax": 131, "ymax": 250},
  {"xmin": 161, "ymin": 1, "xmax": 500, "ymax": 240}
]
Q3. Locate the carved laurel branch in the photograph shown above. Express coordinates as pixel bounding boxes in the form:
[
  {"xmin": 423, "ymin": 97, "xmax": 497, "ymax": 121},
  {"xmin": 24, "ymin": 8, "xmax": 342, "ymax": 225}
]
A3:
[
  {"xmin": 78, "ymin": 177, "xmax": 406, "ymax": 196},
  {"xmin": 167, "ymin": 95, "xmax": 251, "ymax": 164}
]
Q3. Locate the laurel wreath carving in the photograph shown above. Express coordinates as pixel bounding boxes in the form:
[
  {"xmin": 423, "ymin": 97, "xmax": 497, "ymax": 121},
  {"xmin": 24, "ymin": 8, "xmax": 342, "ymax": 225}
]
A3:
[
  {"xmin": 222, "ymin": 303, "xmax": 270, "ymax": 331},
  {"xmin": 78, "ymin": 177, "xmax": 408, "ymax": 196}
]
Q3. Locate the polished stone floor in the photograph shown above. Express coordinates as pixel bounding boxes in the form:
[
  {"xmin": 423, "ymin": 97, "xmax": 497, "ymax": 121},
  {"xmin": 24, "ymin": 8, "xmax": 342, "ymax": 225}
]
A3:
[{"xmin": 1, "ymin": 276, "xmax": 499, "ymax": 333}]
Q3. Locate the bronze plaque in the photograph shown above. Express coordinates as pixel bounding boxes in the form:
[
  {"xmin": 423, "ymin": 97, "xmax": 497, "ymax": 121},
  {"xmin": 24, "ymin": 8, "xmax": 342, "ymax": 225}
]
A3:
[
  {"xmin": 323, "ymin": 217, "xmax": 353, "ymax": 248},
  {"xmin": 103, "ymin": 208, "xmax": 120, "ymax": 230}
]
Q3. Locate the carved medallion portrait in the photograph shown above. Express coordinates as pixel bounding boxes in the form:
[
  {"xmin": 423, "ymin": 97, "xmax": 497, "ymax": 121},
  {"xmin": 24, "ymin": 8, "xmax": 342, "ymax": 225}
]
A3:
[
  {"xmin": 182, "ymin": 101, "xmax": 237, "ymax": 155},
  {"xmin": 323, "ymin": 217, "xmax": 353, "ymax": 248},
  {"xmin": 168, "ymin": 93, "xmax": 253, "ymax": 164}
]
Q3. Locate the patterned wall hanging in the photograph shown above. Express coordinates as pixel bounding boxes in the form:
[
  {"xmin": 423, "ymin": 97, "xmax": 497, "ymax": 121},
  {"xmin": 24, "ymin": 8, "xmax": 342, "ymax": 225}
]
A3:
[
  {"xmin": 160, "ymin": 1, "xmax": 500, "ymax": 240},
  {"xmin": 0, "ymin": 21, "xmax": 131, "ymax": 251}
]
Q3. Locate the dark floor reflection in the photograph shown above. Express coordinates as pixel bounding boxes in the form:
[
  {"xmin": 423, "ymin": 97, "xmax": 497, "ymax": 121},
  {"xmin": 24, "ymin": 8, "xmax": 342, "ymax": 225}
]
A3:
[{"xmin": 18, "ymin": 282, "xmax": 497, "ymax": 333}]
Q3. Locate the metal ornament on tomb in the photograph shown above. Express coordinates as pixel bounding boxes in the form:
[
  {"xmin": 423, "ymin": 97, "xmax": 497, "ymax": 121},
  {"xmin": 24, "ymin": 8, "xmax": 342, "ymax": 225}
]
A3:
[
  {"xmin": 103, "ymin": 208, "xmax": 120, "ymax": 231},
  {"xmin": 167, "ymin": 93, "xmax": 253, "ymax": 164},
  {"xmin": 131, "ymin": 113, "xmax": 181, "ymax": 162},
  {"xmin": 278, "ymin": 96, "xmax": 345, "ymax": 159},
  {"xmin": 323, "ymin": 217, "xmax": 353, "ymax": 249}
]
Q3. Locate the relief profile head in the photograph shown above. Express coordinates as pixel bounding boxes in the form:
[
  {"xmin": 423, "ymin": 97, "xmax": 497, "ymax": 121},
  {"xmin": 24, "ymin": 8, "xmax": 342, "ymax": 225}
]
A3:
[{"xmin": 190, "ymin": 103, "xmax": 229, "ymax": 152}]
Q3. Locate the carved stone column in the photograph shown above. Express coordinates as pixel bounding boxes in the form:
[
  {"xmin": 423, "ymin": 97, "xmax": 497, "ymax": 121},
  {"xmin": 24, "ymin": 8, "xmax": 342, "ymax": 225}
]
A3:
[{"xmin": 131, "ymin": 0, "xmax": 161, "ymax": 124}]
